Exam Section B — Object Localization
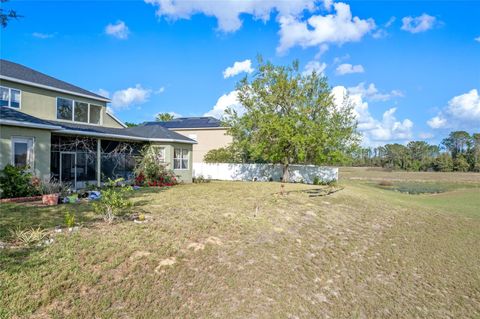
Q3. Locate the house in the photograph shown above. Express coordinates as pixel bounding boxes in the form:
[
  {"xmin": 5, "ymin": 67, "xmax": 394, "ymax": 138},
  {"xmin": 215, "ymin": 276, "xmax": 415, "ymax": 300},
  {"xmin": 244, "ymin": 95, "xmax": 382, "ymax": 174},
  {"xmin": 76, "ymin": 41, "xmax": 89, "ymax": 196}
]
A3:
[
  {"xmin": 152, "ymin": 117, "xmax": 232, "ymax": 163},
  {"xmin": 0, "ymin": 59, "xmax": 196, "ymax": 189}
]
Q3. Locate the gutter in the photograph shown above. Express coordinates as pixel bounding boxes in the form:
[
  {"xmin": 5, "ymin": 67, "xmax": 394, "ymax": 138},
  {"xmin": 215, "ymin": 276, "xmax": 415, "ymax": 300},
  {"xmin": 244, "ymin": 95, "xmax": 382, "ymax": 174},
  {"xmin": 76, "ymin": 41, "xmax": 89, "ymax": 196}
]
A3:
[
  {"xmin": 0, "ymin": 119, "xmax": 63, "ymax": 130},
  {"xmin": 0, "ymin": 75, "xmax": 111, "ymax": 103}
]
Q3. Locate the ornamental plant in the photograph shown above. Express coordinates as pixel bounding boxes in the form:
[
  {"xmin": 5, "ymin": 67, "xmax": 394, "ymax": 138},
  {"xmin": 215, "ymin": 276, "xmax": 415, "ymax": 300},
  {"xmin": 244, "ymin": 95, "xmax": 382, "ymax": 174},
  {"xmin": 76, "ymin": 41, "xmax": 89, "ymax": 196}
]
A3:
[
  {"xmin": 134, "ymin": 145, "xmax": 179, "ymax": 187},
  {"xmin": 0, "ymin": 165, "xmax": 40, "ymax": 198},
  {"xmin": 92, "ymin": 185, "xmax": 133, "ymax": 223}
]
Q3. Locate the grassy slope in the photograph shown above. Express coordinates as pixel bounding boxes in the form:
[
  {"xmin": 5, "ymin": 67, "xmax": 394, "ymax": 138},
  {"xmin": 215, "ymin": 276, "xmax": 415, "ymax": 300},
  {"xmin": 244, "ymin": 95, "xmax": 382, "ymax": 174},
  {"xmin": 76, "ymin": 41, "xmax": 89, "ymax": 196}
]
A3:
[{"xmin": 1, "ymin": 175, "xmax": 479, "ymax": 318}]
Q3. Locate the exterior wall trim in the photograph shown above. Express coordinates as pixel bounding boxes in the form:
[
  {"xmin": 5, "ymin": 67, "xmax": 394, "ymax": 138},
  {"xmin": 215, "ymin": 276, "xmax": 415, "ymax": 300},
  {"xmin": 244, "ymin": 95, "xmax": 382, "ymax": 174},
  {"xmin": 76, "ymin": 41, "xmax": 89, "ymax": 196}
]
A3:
[{"xmin": 0, "ymin": 75, "xmax": 111, "ymax": 103}]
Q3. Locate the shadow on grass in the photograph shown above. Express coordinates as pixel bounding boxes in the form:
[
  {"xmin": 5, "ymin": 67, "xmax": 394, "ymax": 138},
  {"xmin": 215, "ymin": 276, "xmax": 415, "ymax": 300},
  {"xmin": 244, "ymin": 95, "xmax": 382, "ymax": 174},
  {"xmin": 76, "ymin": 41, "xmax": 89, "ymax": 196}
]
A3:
[{"xmin": 0, "ymin": 246, "xmax": 47, "ymax": 273}]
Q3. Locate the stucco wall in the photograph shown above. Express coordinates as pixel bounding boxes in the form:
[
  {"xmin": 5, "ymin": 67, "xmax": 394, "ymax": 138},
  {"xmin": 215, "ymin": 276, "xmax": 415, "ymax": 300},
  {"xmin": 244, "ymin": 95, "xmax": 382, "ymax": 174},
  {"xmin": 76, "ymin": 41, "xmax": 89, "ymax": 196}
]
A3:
[
  {"xmin": 151, "ymin": 142, "xmax": 193, "ymax": 183},
  {"xmin": 0, "ymin": 125, "xmax": 51, "ymax": 180},
  {"xmin": 171, "ymin": 128, "xmax": 232, "ymax": 163},
  {"xmin": 0, "ymin": 79, "xmax": 123, "ymax": 128}
]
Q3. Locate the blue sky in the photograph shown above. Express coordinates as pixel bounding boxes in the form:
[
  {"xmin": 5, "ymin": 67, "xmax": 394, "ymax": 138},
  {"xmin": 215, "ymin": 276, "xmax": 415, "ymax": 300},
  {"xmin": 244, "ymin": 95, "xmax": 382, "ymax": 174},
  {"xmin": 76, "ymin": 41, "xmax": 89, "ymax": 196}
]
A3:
[{"xmin": 1, "ymin": 0, "xmax": 479, "ymax": 146}]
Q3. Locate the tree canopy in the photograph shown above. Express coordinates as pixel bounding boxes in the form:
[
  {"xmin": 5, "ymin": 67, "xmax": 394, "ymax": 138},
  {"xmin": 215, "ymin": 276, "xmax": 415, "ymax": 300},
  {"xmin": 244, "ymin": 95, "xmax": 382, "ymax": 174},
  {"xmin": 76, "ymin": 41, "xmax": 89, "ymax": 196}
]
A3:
[
  {"xmin": 224, "ymin": 58, "xmax": 358, "ymax": 181},
  {"xmin": 156, "ymin": 113, "xmax": 175, "ymax": 122},
  {"xmin": 1, "ymin": 0, "xmax": 21, "ymax": 28}
]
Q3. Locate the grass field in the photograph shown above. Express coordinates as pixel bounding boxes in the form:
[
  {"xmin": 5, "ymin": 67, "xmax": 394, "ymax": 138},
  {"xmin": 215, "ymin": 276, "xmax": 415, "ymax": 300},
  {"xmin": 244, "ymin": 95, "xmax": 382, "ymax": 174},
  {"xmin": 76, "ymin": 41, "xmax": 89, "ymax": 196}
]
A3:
[{"xmin": 1, "ymin": 169, "xmax": 479, "ymax": 318}]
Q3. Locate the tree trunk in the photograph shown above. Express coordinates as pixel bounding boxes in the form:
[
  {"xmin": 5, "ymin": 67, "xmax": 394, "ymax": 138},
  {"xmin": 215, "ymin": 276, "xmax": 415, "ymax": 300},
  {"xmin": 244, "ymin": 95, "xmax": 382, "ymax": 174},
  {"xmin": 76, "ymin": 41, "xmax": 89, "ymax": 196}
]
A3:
[{"xmin": 282, "ymin": 162, "xmax": 290, "ymax": 183}]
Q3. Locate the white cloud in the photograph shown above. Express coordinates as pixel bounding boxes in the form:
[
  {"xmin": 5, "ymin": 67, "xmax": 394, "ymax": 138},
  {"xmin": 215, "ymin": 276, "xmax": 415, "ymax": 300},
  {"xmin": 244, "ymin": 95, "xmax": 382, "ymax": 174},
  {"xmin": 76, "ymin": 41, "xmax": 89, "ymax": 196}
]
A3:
[
  {"xmin": 333, "ymin": 54, "xmax": 350, "ymax": 64},
  {"xmin": 427, "ymin": 116, "xmax": 447, "ymax": 129},
  {"xmin": 401, "ymin": 13, "xmax": 436, "ymax": 34},
  {"xmin": 336, "ymin": 63, "xmax": 364, "ymax": 75},
  {"xmin": 111, "ymin": 84, "xmax": 151, "ymax": 110},
  {"xmin": 105, "ymin": 20, "xmax": 130, "ymax": 39},
  {"xmin": 96, "ymin": 88, "xmax": 110, "ymax": 99},
  {"xmin": 427, "ymin": 89, "xmax": 480, "ymax": 130},
  {"xmin": 145, "ymin": 0, "xmax": 316, "ymax": 33},
  {"xmin": 223, "ymin": 59, "xmax": 254, "ymax": 78},
  {"xmin": 332, "ymin": 86, "xmax": 413, "ymax": 146},
  {"xmin": 155, "ymin": 86, "xmax": 166, "ymax": 94},
  {"xmin": 277, "ymin": 2, "xmax": 375, "ymax": 53},
  {"xmin": 372, "ymin": 17, "xmax": 395, "ymax": 39},
  {"xmin": 475, "ymin": 36, "xmax": 480, "ymax": 43},
  {"xmin": 303, "ymin": 60, "xmax": 327, "ymax": 76},
  {"xmin": 204, "ymin": 90, "xmax": 245, "ymax": 119},
  {"xmin": 32, "ymin": 32, "xmax": 55, "ymax": 39},
  {"xmin": 347, "ymin": 82, "xmax": 403, "ymax": 102},
  {"xmin": 385, "ymin": 16, "xmax": 396, "ymax": 28}
]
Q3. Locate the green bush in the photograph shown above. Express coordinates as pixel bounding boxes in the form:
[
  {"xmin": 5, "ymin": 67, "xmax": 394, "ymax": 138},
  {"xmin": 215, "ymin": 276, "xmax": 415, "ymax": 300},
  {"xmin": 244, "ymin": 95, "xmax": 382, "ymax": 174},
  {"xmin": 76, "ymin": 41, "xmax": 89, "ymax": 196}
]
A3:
[
  {"xmin": 92, "ymin": 185, "xmax": 133, "ymax": 223},
  {"xmin": 0, "ymin": 165, "xmax": 39, "ymax": 199},
  {"xmin": 65, "ymin": 211, "xmax": 75, "ymax": 228}
]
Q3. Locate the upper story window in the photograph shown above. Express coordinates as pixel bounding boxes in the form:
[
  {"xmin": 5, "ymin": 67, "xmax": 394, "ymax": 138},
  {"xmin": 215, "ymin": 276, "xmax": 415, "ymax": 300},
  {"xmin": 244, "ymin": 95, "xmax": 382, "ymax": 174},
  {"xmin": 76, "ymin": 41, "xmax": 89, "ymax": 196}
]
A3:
[
  {"xmin": 1, "ymin": 86, "xmax": 21, "ymax": 109},
  {"xmin": 56, "ymin": 98, "xmax": 103, "ymax": 125}
]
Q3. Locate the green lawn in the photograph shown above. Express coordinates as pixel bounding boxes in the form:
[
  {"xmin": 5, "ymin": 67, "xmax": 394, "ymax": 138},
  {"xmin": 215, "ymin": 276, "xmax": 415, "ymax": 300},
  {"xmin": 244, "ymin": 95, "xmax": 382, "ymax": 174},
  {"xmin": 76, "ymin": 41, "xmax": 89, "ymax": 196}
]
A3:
[{"xmin": 1, "ymin": 173, "xmax": 479, "ymax": 318}]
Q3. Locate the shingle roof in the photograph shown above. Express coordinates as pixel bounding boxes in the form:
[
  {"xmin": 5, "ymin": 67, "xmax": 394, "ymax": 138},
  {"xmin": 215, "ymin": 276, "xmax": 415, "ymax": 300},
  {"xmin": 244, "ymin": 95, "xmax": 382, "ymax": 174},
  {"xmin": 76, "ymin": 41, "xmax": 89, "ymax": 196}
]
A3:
[
  {"xmin": 151, "ymin": 117, "xmax": 224, "ymax": 129},
  {"xmin": 0, "ymin": 107, "xmax": 61, "ymax": 128},
  {"xmin": 0, "ymin": 59, "xmax": 109, "ymax": 102},
  {"xmin": 124, "ymin": 124, "xmax": 195, "ymax": 141},
  {"xmin": 0, "ymin": 108, "xmax": 195, "ymax": 143}
]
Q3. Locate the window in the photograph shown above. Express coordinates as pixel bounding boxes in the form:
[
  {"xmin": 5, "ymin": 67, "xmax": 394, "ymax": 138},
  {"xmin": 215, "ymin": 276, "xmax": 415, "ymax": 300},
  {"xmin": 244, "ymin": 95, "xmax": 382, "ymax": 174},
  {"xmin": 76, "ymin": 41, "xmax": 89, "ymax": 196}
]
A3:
[
  {"xmin": 11, "ymin": 137, "xmax": 34, "ymax": 168},
  {"xmin": 74, "ymin": 101, "xmax": 89, "ymax": 123},
  {"xmin": 57, "ymin": 98, "xmax": 73, "ymax": 120},
  {"xmin": 57, "ymin": 98, "xmax": 103, "ymax": 125},
  {"xmin": 174, "ymin": 148, "xmax": 189, "ymax": 170},
  {"xmin": 89, "ymin": 104, "xmax": 101, "ymax": 124},
  {"xmin": 0, "ymin": 86, "xmax": 21, "ymax": 108}
]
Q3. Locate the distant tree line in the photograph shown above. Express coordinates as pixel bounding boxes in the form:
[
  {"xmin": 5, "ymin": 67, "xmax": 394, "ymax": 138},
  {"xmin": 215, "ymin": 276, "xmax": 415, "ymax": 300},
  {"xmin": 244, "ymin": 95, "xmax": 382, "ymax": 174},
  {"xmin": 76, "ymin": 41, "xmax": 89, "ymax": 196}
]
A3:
[{"xmin": 349, "ymin": 131, "xmax": 480, "ymax": 172}]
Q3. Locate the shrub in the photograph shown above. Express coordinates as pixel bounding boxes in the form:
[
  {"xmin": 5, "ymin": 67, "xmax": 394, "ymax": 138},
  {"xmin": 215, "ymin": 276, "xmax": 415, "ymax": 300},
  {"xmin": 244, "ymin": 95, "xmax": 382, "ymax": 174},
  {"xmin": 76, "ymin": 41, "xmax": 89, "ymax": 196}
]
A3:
[
  {"xmin": 40, "ymin": 179, "xmax": 69, "ymax": 196},
  {"xmin": 193, "ymin": 175, "xmax": 210, "ymax": 183},
  {"xmin": 65, "ymin": 211, "xmax": 75, "ymax": 228},
  {"xmin": 313, "ymin": 176, "xmax": 336, "ymax": 186},
  {"xmin": 0, "ymin": 165, "xmax": 40, "ymax": 199},
  {"xmin": 92, "ymin": 185, "xmax": 133, "ymax": 223},
  {"xmin": 9, "ymin": 227, "xmax": 48, "ymax": 246},
  {"xmin": 203, "ymin": 146, "xmax": 241, "ymax": 163},
  {"xmin": 134, "ymin": 146, "xmax": 178, "ymax": 187},
  {"xmin": 453, "ymin": 155, "xmax": 469, "ymax": 172}
]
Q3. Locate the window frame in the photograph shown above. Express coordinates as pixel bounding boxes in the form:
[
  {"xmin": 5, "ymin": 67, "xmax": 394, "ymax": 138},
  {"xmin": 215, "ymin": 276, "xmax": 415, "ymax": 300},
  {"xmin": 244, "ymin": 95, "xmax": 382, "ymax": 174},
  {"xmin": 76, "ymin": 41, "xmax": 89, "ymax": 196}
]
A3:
[
  {"xmin": 56, "ymin": 97, "xmax": 103, "ymax": 125},
  {"xmin": 11, "ymin": 136, "xmax": 34, "ymax": 169},
  {"xmin": 173, "ymin": 148, "xmax": 189, "ymax": 170},
  {"xmin": 0, "ymin": 86, "xmax": 22, "ymax": 109}
]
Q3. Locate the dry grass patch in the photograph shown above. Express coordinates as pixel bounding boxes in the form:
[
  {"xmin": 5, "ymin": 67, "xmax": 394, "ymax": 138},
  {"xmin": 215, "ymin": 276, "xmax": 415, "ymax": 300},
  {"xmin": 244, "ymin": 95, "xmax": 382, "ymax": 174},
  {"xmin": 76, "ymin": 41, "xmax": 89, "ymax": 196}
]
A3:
[{"xmin": 1, "ymin": 179, "xmax": 479, "ymax": 318}]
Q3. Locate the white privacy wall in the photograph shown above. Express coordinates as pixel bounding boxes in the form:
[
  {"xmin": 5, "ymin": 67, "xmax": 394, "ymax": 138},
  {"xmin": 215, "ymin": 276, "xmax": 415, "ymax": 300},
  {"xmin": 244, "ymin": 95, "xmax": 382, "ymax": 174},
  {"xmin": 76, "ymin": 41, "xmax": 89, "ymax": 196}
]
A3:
[{"xmin": 193, "ymin": 163, "xmax": 338, "ymax": 184}]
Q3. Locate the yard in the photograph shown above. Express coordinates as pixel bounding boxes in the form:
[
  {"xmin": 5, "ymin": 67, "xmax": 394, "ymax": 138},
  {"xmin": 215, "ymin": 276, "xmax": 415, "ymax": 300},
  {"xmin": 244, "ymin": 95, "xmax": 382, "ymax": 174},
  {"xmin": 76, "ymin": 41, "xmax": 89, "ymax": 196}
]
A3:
[{"xmin": 1, "ymin": 170, "xmax": 480, "ymax": 318}]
